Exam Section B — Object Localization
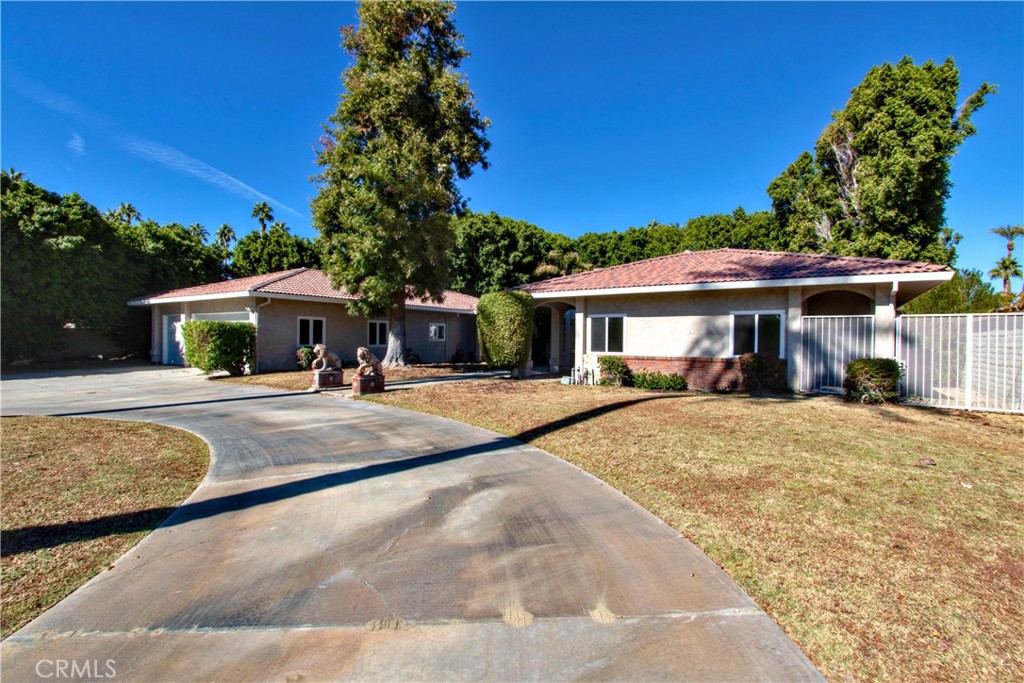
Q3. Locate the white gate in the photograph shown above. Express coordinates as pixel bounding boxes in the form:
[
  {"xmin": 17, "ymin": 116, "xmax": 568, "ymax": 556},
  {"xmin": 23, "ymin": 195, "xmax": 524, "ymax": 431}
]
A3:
[
  {"xmin": 800, "ymin": 316, "xmax": 875, "ymax": 394},
  {"xmin": 897, "ymin": 314, "xmax": 1024, "ymax": 414}
]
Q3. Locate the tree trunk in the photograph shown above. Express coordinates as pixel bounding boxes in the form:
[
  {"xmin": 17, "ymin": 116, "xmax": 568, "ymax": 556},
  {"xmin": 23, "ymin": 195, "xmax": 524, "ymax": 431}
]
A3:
[{"xmin": 382, "ymin": 295, "xmax": 407, "ymax": 368}]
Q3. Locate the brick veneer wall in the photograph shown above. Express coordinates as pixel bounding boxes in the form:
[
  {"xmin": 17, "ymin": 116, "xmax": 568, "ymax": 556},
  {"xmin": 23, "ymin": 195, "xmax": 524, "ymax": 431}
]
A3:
[{"xmin": 617, "ymin": 355, "xmax": 774, "ymax": 391}]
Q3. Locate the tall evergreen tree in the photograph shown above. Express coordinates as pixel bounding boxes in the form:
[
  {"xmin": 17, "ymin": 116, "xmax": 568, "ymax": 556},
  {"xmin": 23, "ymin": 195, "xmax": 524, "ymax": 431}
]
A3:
[
  {"xmin": 311, "ymin": 0, "xmax": 489, "ymax": 367},
  {"xmin": 768, "ymin": 57, "xmax": 994, "ymax": 264}
]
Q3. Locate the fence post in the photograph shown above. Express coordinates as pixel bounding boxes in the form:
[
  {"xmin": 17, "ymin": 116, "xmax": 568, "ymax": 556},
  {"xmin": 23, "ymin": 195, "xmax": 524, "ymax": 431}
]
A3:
[{"xmin": 965, "ymin": 314, "xmax": 973, "ymax": 412}]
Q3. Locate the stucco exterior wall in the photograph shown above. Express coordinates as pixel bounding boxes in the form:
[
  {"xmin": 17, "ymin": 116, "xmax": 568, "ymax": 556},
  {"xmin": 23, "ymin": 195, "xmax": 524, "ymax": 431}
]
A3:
[
  {"xmin": 404, "ymin": 310, "xmax": 478, "ymax": 364},
  {"xmin": 582, "ymin": 289, "xmax": 791, "ymax": 361}
]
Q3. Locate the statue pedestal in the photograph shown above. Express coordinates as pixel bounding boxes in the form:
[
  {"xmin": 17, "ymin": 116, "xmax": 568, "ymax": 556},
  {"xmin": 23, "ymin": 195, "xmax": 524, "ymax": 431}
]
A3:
[
  {"xmin": 312, "ymin": 369, "xmax": 344, "ymax": 390},
  {"xmin": 352, "ymin": 374, "xmax": 385, "ymax": 396}
]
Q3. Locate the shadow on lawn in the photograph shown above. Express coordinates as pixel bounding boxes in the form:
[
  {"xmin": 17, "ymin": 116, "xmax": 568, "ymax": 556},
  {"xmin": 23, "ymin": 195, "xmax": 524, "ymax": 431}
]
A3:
[{"xmin": 2, "ymin": 395, "xmax": 678, "ymax": 555}]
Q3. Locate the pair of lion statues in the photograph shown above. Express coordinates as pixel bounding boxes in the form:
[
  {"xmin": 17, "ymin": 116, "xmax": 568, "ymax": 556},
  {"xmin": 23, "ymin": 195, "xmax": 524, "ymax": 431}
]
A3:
[{"xmin": 311, "ymin": 343, "xmax": 383, "ymax": 377}]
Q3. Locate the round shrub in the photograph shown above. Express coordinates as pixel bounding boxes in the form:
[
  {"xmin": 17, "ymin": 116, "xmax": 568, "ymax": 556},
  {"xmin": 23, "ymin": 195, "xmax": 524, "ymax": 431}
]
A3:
[
  {"xmin": 598, "ymin": 356, "xmax": 633, "ymax": 386},
  {"xmin": 843, "ymin": 358, "xmax": 903, "ymax": 404},
  {"xmin": 182, "ymin": 320, "xmax": 255, "ymax": 376},
  {"xmin": 477, "ymin": 291, "xmax": 534, "ymax": 370},
  {"xmin": 739, "ymin": 353, "xmax": 790, "ymax": 394}
]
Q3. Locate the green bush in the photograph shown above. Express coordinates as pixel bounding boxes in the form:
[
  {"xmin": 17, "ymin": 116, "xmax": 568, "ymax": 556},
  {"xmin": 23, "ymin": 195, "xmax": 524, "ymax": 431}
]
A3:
[
  {"xmin": 843, "ymin": 358, "xmax": 903, "ymax": 404},
  {"xmin": 598, "ymin": 356, "xmax": 633, "ymax": 386},
  {"xmin": 182, "ymin": 321, "xmax": 255, "ymax": 376},
  {"xmin": 633, "ymin": 370, "xmax": 688, "ymax": 391},
  {"xmin": 295, "ymin": 346, "xmax": 315, "ymax": 370},
  {"xmin": 739, "ymin": 353, "xmax": 790, "ymax": 394},
  {"xmin": 477, "ymin": 291, "xmax": 534, "ymax": 369}
]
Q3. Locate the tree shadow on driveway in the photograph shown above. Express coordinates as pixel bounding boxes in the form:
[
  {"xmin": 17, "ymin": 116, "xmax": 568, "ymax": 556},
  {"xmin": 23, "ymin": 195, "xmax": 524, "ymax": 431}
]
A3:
[{"xmin": 3, "ymin": 394, "xmax": 683, "ymax": 556}]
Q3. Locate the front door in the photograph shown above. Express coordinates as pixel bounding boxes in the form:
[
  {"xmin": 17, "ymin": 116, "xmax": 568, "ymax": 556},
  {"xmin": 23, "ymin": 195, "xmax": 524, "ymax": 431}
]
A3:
[{"xmin": 163, "ymin": 315, "xmax": 185, "ymax": 365}]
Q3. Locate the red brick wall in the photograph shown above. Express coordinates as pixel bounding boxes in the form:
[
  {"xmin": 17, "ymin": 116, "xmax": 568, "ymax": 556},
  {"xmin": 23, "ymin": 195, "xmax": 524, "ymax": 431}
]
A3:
[{"xmin": 617, "ymin": 355, "xmax": 762, "ymax": 391}]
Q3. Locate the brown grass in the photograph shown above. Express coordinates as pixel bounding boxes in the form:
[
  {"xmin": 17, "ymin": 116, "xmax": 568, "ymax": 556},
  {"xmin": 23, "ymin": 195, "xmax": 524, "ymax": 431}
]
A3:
[
  {"xmin": 367, "ymin": 380, "xmax": 1024, "ymax": 682},
  {"xmin": 1, "ymin": 417, "xmax": 209, "ymax": 638},
  {"xmin": 216, "ymin": 363, "xmax": 491, "ymax": 392}
]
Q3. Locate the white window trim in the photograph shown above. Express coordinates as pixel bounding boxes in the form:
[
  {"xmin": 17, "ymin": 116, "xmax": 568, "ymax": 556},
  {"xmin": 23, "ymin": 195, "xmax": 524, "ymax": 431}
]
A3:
[
  {"xmin": 589, "ymin": 313, "xmax": 626, "ymax": 355},
  {"xmin": 297, "ymin": 316, "xmax": 326, "ymax": 347},
  {"xmin": 730, "ymin": 310, "xmax": 786, "ymax": 359},
  {"xmin": 368, "ymin": 320, "xmax": 389, "ymax": 347},
  {"xmin": 429, "ymin": 322, "xmax": 447, "ymax": 342}
]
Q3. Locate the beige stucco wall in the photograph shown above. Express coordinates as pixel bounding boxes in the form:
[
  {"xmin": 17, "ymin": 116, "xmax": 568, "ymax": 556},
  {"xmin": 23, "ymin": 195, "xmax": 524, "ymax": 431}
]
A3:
[
  {"xmin": 582, "ymin": 288, "xmax": 791, "ymax": 361},
  {"xmin": 149, "ymin": 297, "xmax": 477, "ymax": 371}
]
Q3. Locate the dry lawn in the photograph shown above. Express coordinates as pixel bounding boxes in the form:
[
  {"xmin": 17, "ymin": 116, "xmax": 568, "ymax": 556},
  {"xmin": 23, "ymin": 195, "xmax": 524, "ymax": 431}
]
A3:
[
  {"xmin": 368, "ymin": 380, "xmax": 1024, "ymax": 682},
  {"xmin": 216, "ymin": 363, "xmax": 491, "ymax": 392},
  {"xmin": 1, "ymin": 417, "xmax": 209, "ymax": 638}
]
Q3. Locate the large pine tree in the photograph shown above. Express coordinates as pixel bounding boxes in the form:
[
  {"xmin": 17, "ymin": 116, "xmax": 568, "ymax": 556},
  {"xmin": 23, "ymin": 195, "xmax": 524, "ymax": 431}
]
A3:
[{"xmin": 311, "ymin": 0, "xmax": 490, "ymax": 366}]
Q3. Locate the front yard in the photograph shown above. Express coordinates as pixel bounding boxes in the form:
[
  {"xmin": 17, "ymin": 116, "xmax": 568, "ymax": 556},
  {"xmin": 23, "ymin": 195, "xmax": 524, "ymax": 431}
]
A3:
[{"xmin": 366, "ymin": 380, "xmax": 1023, "ymax": 682}]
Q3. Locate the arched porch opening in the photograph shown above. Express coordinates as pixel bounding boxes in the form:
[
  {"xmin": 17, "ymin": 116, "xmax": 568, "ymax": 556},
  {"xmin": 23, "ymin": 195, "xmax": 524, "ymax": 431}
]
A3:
[
  {"xmin": 532, "ymin": 301, "xmax": 576, "ymax": 373},
  {"xmin": 803, "ymin": 289, "xmax": 873, "ymax": 316}
]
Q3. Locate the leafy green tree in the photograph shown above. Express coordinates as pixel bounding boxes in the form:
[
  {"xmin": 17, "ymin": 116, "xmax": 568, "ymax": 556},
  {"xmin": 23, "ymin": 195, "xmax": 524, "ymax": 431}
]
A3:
[
  {"xmin": 1, "ymin": 171, "xmax": 134, "ymax": 360},
  {"xmin": 251, "ymin": 201, "xmax": 274, "ymax": 235},
  {"xmin": 768, "ymin": 57, "xmax": 994, "ymax": 264},
  {"xmin": 448, "ymin": 212, "xmax": 562, "ymax": 294},
  {"xmin": 230, "ymin": 230, "xmax": 320, "ymax": 278},
  {"xmin": 533, "ymin": 248, "xmax": 593, "ymax": 280},
  {"xmin": 311, "ymin": 0, "xmax": 490, "ymax": 367},
  {"xmin": 989, "ymin": 255, "xmax": 1023, "ymax": 296},
  {"xmin": 900, "ymin": 269, "xmax": 1004, "ymax": 314}
]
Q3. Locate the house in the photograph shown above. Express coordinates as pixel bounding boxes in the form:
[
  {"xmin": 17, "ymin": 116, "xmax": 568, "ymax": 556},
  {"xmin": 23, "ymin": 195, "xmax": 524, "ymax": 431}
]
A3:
[
  {"xmin": 516, "ymin": 248, "xmax": 953, "ymax": 391},
  {"xmin": 128, "ymin": 268, "xmax": 479, "ymax": 372}
]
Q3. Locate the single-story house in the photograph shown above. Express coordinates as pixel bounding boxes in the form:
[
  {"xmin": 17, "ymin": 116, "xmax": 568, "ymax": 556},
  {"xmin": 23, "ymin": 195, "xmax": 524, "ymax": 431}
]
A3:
[
  {"xmin": 516, "ymin": 248, "xmax": 953, "ymax": 391},
  {"xmin": 128, "ymin": 268, "xmax": 479, "ymax": 372}
]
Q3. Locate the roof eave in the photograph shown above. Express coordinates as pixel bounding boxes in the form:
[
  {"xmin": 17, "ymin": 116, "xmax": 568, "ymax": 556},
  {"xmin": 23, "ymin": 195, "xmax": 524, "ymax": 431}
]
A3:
[{"xmin": 526, "ymin": 270, "xmax": 955, "ymax": 299}]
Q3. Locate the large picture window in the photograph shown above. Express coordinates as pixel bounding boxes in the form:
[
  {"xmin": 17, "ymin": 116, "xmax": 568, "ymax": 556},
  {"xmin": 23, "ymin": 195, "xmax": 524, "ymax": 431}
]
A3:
[
  {"xmin": 297, "ymin": 317, "xmax": 325, "ymax": 347},
  {"xmin": 731, "ymin": 311, "xmax": 784, "ymax": 358},
  {"xmin": 368, "ymin": 320, "xmax": 388, "ymax": 347},
  {"xmin": 590, "ymin": 315, "xmax": 624, "ymax": 353}
]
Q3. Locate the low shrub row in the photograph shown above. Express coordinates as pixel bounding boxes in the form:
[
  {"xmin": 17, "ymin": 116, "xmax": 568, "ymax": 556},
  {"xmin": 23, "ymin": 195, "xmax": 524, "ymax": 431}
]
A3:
[{"xmin": 597, "ymin": 356, "xmax": 688, "ymax": 391}]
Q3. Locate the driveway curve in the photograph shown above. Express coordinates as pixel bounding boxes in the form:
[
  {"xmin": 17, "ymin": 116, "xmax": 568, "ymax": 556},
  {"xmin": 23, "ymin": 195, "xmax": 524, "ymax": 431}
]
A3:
[{"xmin": 1, "ymin": 366, "xmax": 821, "ymax": 681}]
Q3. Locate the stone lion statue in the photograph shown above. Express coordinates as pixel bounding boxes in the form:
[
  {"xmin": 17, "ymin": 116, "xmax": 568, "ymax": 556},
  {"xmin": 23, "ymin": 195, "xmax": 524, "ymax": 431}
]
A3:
[
  {"xmin": 311, "ymin": 343, "xmax": 342, "ymax": 371},
  {"xmin": 356, "ymin": 346, "xmax": 384, "ymax": 377}
]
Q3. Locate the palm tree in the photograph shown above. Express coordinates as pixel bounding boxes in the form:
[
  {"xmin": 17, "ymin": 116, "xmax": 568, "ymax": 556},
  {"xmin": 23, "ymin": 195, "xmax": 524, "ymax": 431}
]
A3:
[
  {"xmin": 989, "ymin": 255, "xmax": 1023, "ymax": 296},
  {"xmin": 114, "ymin": 203, "xmax": 140, "ymax": 226},
  {"xmin": 991, "ymin": 225, "xmax": 1024, "ymax": 257},
  {"xmin": 215, "ymin": 223, "xmax": 235, "ymax": 251},
  {"xmin": 188, "ymin": 223, "xmax": 209, "ymax": 242},
  {"xmin": 251, "ymin": 202, "xmax": 274, "ymax": 235},
  {"xmin": 268, "ymin": 221, "xmax": 290, "ymax": 235}
]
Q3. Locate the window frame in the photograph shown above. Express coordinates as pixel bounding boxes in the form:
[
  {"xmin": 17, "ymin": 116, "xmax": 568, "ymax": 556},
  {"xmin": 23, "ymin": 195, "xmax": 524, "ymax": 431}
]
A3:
[
  {"xmin": 367, "ymin": 320, "xmax": 389, "ymax": 348},
  {"xmin": 589, "ymin": 314, "xmax": 625, "ymax": 354},
  {"xmin": 730, "ymin": 310, "xmax": 785, "ymax": 359},
  {"xmin": 428, "ymin": 322, "xmax": 446, "ymax": 342},
  {"xmin": 297, "ymin": 316, "xmax": 326, "ymax": 347}
]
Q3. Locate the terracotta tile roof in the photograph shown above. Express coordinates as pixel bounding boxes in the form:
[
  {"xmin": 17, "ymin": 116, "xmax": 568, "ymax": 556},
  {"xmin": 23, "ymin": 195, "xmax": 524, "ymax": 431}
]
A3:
[
  {"xmin": 131, "ymin": 268, "xmax": 478, "ymax": 312},
  {"xmin": 517, "ymin": 249, "xmax": 953, "ymax": 294}
]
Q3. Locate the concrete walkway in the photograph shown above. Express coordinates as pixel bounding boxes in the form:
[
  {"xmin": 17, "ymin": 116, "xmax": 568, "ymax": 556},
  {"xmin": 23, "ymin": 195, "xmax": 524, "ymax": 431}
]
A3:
[{"xmin": 1, "ymin": 367, "xmax": 822, "ymax": 681}]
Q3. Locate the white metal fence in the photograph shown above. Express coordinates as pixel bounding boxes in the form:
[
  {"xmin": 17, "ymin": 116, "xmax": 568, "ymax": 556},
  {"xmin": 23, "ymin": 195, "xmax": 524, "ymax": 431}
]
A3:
[
  {"xmin": 896, "ymin": 313, "xmax": 1024, "ymax": 414},
  {"xmin": 799, "ymin": 316, "xmax": 875, "ymax": 395}
]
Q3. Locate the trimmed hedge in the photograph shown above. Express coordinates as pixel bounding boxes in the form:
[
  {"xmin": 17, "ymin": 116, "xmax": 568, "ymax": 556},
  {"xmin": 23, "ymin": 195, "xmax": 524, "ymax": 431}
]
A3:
[
  {"xmin": 843, "ymin": 358, "xmax": 902, "ymax": 404},
  {"xmin": 182, "ymin": 321, "xmax": 255, "ymax": 376},
  {"xmin": 477, "ymin": 291, "xmax": 534, "ymax": 370},
  {"xmin": 739, "ymin": 353, "xmax": 789, "ymax": 394},
  {"xmin": 598, "ymin": 356, "xmax": 633, "ymax": 386},
  {"xmin": 633, "ymin": 370, "xmax": 688, "ymax": 391}
]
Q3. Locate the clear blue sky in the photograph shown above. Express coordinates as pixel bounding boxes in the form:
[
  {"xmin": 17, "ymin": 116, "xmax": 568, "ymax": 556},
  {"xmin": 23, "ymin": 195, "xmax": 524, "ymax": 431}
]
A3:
[{"xmin": 2, "ymin": 1, "xmax": 1022, "ymax": 280}]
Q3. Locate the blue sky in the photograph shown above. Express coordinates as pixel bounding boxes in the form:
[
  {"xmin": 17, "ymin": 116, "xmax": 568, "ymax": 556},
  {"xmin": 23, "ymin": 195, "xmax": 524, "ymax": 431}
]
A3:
[{"xmin": 2, "ymin": 1, "xmax": 1022, "ymax": 281}]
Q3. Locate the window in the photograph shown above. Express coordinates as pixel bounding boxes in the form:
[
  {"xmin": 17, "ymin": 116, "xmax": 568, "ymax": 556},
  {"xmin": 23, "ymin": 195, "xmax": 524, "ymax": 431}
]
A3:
[
  {"xmin": 590, "ymin": 315, "xmax": 624, "ymax": 353},
  {"xmin": 368, "ymin": 320, "xmax": 388, "ymax": 347},
  {"xmin": 298, "ymin": 317, "xmax": 325, "ymax": 347},
  {"xmin": 429, "ymin": 323, "xmax": 446, "ymax": 342},
  {"xmin": 731, "ymin": 311, "xmax": 784, "ymax": 358}
]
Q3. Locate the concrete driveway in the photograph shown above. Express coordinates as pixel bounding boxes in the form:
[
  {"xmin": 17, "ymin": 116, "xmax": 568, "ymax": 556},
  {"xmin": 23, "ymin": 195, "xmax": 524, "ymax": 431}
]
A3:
[{"xmin": 1, "ymin": 366, "xmax": 821, "ymax": 681}]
